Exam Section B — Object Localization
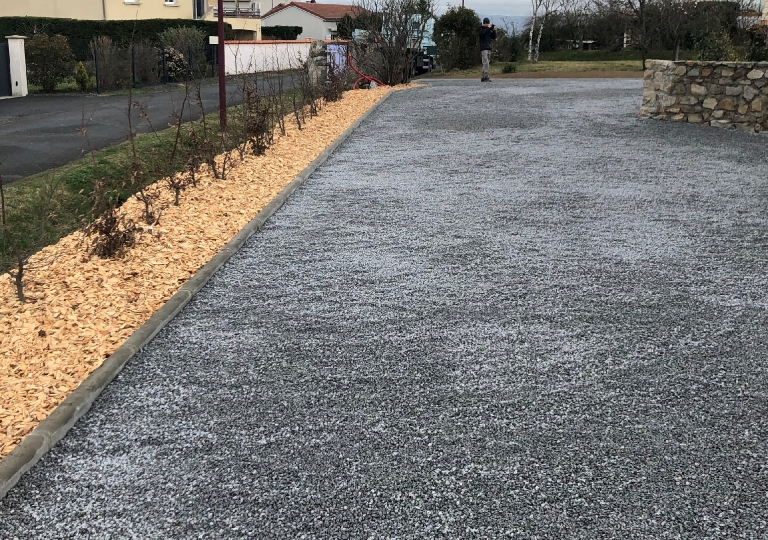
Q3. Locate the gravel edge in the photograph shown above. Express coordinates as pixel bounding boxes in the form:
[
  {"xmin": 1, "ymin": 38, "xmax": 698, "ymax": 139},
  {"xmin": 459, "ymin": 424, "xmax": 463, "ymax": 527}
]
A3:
[{"xmin": 0, "ymin": 89, "xmax": 396, "ymax": 501}]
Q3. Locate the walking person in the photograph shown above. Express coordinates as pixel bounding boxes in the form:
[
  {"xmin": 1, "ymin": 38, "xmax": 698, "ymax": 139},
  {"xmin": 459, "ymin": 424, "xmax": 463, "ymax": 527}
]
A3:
[{"xmin": 479, "ymin": 18, "xmax": 496, "ymax": 82}]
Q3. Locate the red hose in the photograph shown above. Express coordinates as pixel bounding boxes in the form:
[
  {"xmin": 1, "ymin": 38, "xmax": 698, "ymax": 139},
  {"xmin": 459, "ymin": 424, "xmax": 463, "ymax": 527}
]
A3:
[{"xmin": 347, "ymin": 53, "xmax": 387, "ymax": 89}]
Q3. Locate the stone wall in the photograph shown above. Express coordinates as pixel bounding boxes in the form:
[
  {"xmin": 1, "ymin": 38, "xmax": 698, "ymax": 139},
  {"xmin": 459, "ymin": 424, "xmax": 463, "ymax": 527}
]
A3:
[{"xmin": 640, "ymin": 60, "xmax": 768, "ymax": 132}]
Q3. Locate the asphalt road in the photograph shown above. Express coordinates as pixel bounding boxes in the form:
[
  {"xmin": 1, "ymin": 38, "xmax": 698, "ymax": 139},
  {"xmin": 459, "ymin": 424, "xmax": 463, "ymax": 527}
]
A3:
[
  {"xmin": 0, "ymin": 75, "xmax": 295, "ymax": 182},
  {"xmin": 1, "ymin": 79, "xmax": 768, "ymax": 539}
]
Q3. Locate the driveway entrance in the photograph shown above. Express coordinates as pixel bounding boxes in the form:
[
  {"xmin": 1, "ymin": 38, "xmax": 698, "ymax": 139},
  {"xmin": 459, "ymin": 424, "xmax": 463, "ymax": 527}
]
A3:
[{"xmin": 0, "ymin": 42, "xmax": 12, "ymax": 97}]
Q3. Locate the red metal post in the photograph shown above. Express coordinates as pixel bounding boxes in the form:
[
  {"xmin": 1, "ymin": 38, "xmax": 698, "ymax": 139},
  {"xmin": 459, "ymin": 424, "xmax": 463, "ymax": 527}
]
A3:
[{"xmin": 218, "ymin": 0, "xmax": 227, "ymax": 129}]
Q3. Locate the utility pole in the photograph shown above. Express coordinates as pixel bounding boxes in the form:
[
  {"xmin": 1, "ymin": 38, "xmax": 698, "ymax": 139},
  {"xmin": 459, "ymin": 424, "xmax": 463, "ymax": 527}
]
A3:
[{"xmin": 218, "ymin": 0, "xmax": 227, "ymax": 129}]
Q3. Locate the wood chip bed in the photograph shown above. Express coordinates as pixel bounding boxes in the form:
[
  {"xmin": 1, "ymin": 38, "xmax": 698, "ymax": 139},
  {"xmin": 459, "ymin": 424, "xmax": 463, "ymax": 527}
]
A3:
[{"xmin": 0, "ymin": 86, "xmax": 394, "ymax": 458}]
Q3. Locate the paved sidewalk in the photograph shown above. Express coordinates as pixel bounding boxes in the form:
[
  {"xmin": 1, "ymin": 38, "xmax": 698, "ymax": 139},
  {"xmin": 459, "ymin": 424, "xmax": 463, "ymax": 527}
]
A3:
[{"xmin": 1, "ymin": 80, "xmax": 768, "ymax": 539}]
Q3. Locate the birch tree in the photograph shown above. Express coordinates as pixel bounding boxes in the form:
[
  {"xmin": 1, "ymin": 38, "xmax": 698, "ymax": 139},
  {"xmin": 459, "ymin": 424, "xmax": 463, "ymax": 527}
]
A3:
[
  {"xmin": 534, "ymin": 0, "xmax": 556, "ymax": 62},
  {"xmin": 528, "ymin": 0, "xmax": 544, "ymax": 60}
]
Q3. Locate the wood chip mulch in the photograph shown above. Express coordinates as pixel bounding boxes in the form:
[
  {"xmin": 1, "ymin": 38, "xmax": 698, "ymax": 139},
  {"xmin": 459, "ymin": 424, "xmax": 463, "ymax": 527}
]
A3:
[{"xmin": 0, "ymin": 86, "xmax": 396, "ymax": 459}]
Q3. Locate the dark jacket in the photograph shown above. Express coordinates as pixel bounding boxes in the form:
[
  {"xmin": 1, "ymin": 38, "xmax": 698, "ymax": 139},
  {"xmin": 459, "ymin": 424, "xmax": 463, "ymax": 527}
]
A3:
[{"xmin": 478, "ymin": 25, "xmax": 496, "ymax": 51}]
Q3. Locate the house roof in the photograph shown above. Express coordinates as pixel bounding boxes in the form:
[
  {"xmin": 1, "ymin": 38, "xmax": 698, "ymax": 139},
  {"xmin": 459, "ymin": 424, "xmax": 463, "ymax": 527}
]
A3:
[{"xmin": 261, "ymin": 2, "xmax": 360, "ymax": 21}]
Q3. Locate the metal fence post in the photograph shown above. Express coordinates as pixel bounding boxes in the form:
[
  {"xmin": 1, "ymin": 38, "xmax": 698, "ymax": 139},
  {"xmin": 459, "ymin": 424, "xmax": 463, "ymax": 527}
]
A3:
[
  {"xmin": 93, "ymin": 47, "xmax": 101, "ymax": 94},
  {"xmin": 162, "ymin": 47, "xmax": 168, "ymax": 84},
  {"xmin": 131, "ymin": 46, "xmax": 137, "ymax": 87}
]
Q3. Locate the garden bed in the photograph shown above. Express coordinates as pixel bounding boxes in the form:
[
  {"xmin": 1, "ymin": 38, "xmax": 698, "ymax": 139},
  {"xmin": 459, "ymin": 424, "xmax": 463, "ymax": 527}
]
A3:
[{"xmin": 0, "ymin": 86, "xmax": 394, "ymax": 458}]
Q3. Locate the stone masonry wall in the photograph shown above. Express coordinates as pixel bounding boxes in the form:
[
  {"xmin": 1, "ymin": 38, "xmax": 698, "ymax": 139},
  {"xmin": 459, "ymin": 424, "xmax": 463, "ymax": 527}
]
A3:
[{"xmin": 640, "ymin": 60, "xmax": 768, "ymax": 132}]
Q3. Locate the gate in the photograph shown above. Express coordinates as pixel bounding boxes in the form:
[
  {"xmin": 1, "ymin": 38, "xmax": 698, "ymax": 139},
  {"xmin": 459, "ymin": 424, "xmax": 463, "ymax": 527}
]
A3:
[{"xmin": 0, "ymin": 42, "xmax": 11, "ymax": 97}]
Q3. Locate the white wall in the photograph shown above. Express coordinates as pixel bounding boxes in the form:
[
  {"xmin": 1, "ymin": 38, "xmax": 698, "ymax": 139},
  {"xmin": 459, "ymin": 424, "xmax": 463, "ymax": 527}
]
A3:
[
  {"xmin": 261, "ymin": 7, "xmax": 335, "ymax": 40},
  {"xmin": 0, "ymin": 0, "xmax": 104, "ymax": 19},
  {"xmin": 224, "ymin": 40, "xmax": 312, "ymax": 74}
]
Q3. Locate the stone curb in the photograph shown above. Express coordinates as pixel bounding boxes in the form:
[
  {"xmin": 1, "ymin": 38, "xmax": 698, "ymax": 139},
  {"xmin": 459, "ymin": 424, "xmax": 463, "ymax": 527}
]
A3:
[{"xmin": 0, "ymin": 89, "xmax": 395, "ymax": 501}]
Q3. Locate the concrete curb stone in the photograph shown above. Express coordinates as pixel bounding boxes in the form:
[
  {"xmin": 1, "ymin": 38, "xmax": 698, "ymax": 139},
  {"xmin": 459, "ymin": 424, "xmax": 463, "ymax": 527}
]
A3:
[{"xmin": 0, "ymin": 89, "xmax": 395, "ymax": 501}]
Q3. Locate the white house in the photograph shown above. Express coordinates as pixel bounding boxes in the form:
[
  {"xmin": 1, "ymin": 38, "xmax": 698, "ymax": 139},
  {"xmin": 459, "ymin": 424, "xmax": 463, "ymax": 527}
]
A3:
[{"xmin": 260, "ymin": 2, "xmax": 358, "ymax": 40}]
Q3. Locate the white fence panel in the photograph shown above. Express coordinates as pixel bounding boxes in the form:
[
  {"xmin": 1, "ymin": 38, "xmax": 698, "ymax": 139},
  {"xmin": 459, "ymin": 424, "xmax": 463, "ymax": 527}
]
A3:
[{"xmin": 224, "ymin": 40, "xmax": 313, "ymax": 74}]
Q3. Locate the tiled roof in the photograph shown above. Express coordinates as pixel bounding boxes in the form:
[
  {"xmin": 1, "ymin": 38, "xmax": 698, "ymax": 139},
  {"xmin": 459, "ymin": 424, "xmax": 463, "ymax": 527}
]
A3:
[{"xmin": 262, "ymin": 2, "xmax": 361, "ymax": 21}]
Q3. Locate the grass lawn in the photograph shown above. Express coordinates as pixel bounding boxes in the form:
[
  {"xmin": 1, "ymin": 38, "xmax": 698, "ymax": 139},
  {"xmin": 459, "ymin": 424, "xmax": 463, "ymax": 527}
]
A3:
[
  {"xmin": 27, "ymin": 76, "xmax": 216, "ymax": 96},
  {"xmin": 425, "ymin": 49, "xmax": 700, "ymax": 79},
  {"xmin": 518, "ymin": 59, "xmax": 641, "ymax": 72},
  {"xmin": 536, "ymin": 49, "xmax": 698, "ymax": 62},
  {"xmin": 1, "ymin": 122, "xmax": 194, "ymax": 272},
  {"xmin": 426, "ymin": 59, "xmax": 642, "ymax": 79}
]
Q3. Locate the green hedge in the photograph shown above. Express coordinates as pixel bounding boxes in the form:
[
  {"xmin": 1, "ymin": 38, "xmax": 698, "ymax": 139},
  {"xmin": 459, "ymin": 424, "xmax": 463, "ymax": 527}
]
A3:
[
  {"xmin": 261, "ymin": 26, "xmax": 303, "ymax": 40},
  {"xmin": 0, "ymin": 17, "xmax": 234, "ymax": 60}
]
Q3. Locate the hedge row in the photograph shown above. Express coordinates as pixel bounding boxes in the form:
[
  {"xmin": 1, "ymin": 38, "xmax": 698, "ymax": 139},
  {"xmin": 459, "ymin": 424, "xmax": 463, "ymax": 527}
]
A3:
[
  {"xmin": 0, "ymin": 17, "xmax": 234, "ymax": 60},
  {"xmin": 261, "ymin": 26, "xmax": 303, "ymax": 40}
]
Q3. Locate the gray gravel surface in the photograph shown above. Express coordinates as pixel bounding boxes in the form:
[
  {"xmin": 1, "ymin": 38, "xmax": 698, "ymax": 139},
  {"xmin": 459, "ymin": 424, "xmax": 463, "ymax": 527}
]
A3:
[{"xmin": 2, "ymin": 79, "xmax": 768, "ymax": 539}]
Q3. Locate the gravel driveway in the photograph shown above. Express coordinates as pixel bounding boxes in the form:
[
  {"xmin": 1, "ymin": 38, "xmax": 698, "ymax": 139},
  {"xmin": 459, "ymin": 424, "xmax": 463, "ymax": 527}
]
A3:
[{"xmin": 1, "ymin": 79, "xmax": 767, "ymax": 539}]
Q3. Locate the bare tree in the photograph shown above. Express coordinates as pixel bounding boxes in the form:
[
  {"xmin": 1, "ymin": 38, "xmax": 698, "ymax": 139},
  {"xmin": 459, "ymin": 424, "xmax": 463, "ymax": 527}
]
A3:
[
  {"xmin": 352, "ymin": 0, "xmax": 436, "ymax": 85},
  {"xmin": 558, "ymin": 0, "xmax": 589, "ymax": 49},
  {"xmin": 658, "ymin": 0, "xmax": 698, "ymax": 60},
  {"xmin": 597, "ymin": 0, "xmax": 662, "ymax": 69},
  {"xmin": 736, "ymin": 0, "xmax": 761, "ymax": 30}
]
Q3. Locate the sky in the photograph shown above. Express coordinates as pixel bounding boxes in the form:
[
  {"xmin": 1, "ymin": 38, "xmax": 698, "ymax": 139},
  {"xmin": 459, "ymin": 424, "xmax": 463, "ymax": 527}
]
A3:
[
  {"xmin": 321, "ymin": 0, "xmax": 533, "ymax": 20},
  {"xmin": 441, "ymin": 0, "xmax": 533, "ymax": 18}
]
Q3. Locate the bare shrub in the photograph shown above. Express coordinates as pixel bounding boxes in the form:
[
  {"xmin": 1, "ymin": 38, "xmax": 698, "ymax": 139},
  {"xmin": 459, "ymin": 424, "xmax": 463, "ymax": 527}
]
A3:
[
  {"xmin": 133, "ymin": 180, "xmax": 164, "ymax": 225},
  {"xmin": 323, "ymin": 52, "xmax": 350, "ymax": 103},
  {"xmin": 244, "ymin": 85, "xmax": 273, "ymax": 156},
  {"xmin": 120, "ymin": 94, "xmax": 167, "ymax": 224},
  {"xmin": 132, "ymin": 40, "xmax": 161, "ymax": 86},
  {"xmin": 263, "ymin": 69, "xmax": 287, "ymax": 136},
  {"xmin": 83, "ymin": 206, "xmax": 137, "ymax": 259},
  {"xmin": 165, "ymin": 87, "xmax": 193, "ymax": 205},
  {"xmin": 1, "ymin": 172, "xmax": 59, "ymax": 303},
  {"xmin": 190, "ymin": 85, "xmax": 230, "ymax": 180},
  {"xmin": 78, "ymin": 115, "xmax": 137, "ymax": 260},
  {"xmin": 235, "ymin": 79, "xmax": 274, "ymax": 159},
  {"xmin": 92, "ymin": 36, "xmax": 132, "ymax": 90}
]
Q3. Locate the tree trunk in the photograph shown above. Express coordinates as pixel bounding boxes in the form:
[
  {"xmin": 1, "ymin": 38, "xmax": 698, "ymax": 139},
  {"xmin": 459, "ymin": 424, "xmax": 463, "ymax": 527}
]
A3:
[
  {"xmin": 534, "ymin": 18, "xmax": 546, "ymax": 63},
  {"xmin": 0, "ymin": 176, "xmax": 24, "ymax": 303},
  {"xmin": 527, "ymin": 14, "xmax": 537, "ymax": 61},
  {"xmin": 674, "ymin": 39, "xmax": 680, "ymax": 61},
  {"xmin": 13, "ymin": 259, "xmax": 25, "ymax": 303}
]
